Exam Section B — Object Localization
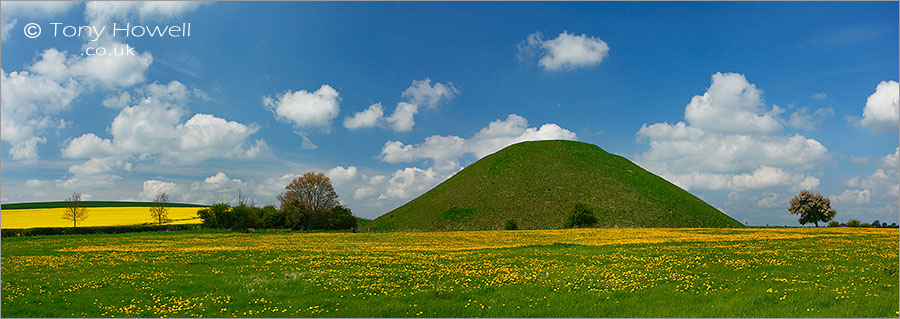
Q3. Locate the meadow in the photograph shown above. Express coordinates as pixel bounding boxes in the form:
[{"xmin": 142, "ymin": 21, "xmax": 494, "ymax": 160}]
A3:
[
  {"xmin": 0, "ymin": 207, "xmax": 203, "ymax": 229},
  {"xmin": 1, "ymin": 227, "xmax": 897, "ymax": 317}
]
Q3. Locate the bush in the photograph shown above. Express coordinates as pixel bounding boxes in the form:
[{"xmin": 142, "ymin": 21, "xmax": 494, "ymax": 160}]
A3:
[
  {"xmin": 505, "ymin": 219, "xmax": 518, "ymax": 230},
  {"xmin": 846, "ymin": 219, "xmax": 861, "ymax": 227},
  {"xmin": 827, "ymin": 221, "xmax": 840, "ymax": 227},
  {"xmin": 261, "ymin": 205, "xmax": 287, "ymax": 229},
  {"xmin": 871, "ymin": 220, "xmax": 881, "ymax": 228},
  {"xmin": 328, "ymin": 206, "xmax": 358, "ymax": 230},
  {"xmin": 861, "ymin": 223, "xmax": 871, "ymax": 227},
  {"xmin": 565, "ymin": 202, "xmax": 598, "ymax": 228}
]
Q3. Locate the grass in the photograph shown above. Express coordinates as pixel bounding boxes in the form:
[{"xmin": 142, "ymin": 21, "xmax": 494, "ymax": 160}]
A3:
[
  {"xmin": 1, "ymin": 201, "xmax": 206, "ymax": 210},
  {"xmin": 1, "ymin": 228, "xmax": 896, "ymax": 317},
  {"xmin": 367, "ymin": 140, "xmax": 743, "ymax": 231},
  {"xmin": 1, "ymin": 207, "xmax": 204, "ymax": 229}
]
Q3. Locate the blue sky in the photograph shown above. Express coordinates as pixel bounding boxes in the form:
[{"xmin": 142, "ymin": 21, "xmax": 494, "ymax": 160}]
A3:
[{"xmin": 2, "ymin": 1, "xmax": 897, "ymax": 225}]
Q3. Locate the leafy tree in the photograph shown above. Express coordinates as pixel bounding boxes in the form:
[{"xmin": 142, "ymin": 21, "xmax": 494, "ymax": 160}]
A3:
[
  {"xmin": 505, "ymin": 219, "xmax": 519, "ymax": 230},
  {"xmin": 261, "ymin": 205, "xmax": 286, "ymax": 229},
  {"xmin": 150, "ymin": 192, "xmax": 171, "ymax": 225},
  {"xmin": 63, "ymin": 192, "xmax": 88, "ymax": 227},
  {"xmin": 328, "ymin": 206, "xmax": 358, "ymax": 230},
  {"xmin": 846, "ymin": 219, "xmax": 861, "ymax": 227},
  {"xmin": 278, "ymin": 172, "xmax": 339, "ymax": 230},
  {"xmin": 198, "ymin": 203, "xmax": 231, "ymax": 228},
  {"xmin": 565, "ymin": 202, "xmax": 598, "ymax": 228},
  {"xmin": 827, "ymin": 221, "xmax": 840, "ymax": 227},
  {"xmin": 870, "ymin": 220, "xmax": 881, "ymax": 228},
  {"xmin": 788, "ymin": 190, "xmax": 836, "ymax": 227}
]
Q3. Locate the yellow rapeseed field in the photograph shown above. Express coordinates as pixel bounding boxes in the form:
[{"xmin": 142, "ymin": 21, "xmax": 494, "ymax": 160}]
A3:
[{"xmin": 0, "ymin": 207, "xmax": 203, "ymax": 229}]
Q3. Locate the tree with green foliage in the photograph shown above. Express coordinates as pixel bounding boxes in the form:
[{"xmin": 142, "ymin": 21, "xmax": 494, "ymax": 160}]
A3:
[
  {"xmin": 279, "ymin": 172, "xmax": 339, "ymax": 230},
  {"xmin": 63, "ymin": 192, "xmax": 88, "ymax": 227},
  {"xmin": 328, "ymin": 206, "xmax": 358, "ymax": 230},
  {"xmin": 846, "ymin": 219, "xmax": 861, "ymax": 227},
  {"xmin": 505, "ymin": 219, "xmax": 519, "ymax": 230},
  {"xmin": 565, "ymin": 202, "xmax": 598, "ymax": 228},
  {"xmin": 788, "ymin": 190, "xmax": 836, "ymax": 227},
  {"xmin": 827, "ymin": 221, "xmax": 840, "ymax": 227},
  {"xmin": 150, "ymin": 192, "xmax": 171, "ymax": 225}
]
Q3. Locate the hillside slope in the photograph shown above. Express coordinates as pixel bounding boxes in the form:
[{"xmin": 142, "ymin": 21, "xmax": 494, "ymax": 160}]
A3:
[{"xmin": 366, "ymin": 140, "xmax": 743, "ymax": 231}]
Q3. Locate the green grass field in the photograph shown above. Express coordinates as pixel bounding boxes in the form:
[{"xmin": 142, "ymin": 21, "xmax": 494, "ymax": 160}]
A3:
[{"xmin": 2, "ymin": 228, "xmax": 896, "ymax": 317}]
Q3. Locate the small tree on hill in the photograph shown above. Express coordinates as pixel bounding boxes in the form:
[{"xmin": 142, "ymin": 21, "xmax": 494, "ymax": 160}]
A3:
[
  {"xmin": 150, "ymin": 192, "xmax": 171, "ymax": 225},
  {"xmin": 788, "ymin": 190, "xmax": 836, "ymax": 227},
  {"xmin": 63, "ymin": 192, "xmax": 88, "ymax": 227},
  {"xmin": 565, "ymin": 202, "xmax": 598, "ymax": 228}
]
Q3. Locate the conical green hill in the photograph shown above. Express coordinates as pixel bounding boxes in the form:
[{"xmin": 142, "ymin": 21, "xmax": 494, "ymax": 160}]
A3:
[{"xmin": 366, "ymin": 140, "xmax": 743, "ymax": 231}]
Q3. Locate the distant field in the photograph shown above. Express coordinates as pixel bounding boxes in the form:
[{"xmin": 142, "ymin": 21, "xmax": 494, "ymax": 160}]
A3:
[
  {"xmin": 1, "ymin": 207, "xmax": 204, "ymax": 229},
  {"xmin": 1, "ymin": 201, "xmax": 206, "ymax": 210},
  {"xmin": 1, "ymin": 228, "xmax": 896, "ymax": 317}
]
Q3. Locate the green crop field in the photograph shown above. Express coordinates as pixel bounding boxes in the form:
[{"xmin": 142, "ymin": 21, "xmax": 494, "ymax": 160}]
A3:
[{"xmin": 2, "ymin": 228, "xmax": 896, "ymax": 318}]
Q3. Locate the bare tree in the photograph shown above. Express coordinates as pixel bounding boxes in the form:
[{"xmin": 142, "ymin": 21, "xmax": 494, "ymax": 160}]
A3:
[
  {"xmin": 150, "ymin": 192, "xmax": 171, "ymax": 225},
  {"xmin": 63, "ymin": 192, "xmax": 88, "ymax": 227}
]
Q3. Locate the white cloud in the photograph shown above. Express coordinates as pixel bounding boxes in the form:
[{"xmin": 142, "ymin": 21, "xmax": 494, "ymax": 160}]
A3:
[
  {"xmin": 263, "ymin": 85, "xmax": 341, "ymax": 131},
  {"xmin": 70, "ymin": 44, "xmax": 154, "ymax": 87},
  {"xmin": 102, "ymin": 91, "xmax": 134, "ymax": 109},
  {"xmin": 385, "ymin": 101, "xmax": 418, "ymax": 132},
  {"xmin": 810, "ymin": 92, "xmax": 827, "ymax": 99},
  {"xmin": 84, "ymin": 1, "xmax": 203, "ymax": 31},
  {"xmin": 326, "ymin": 166, "xmax": 358, "ymax": 186},
  {"xmin": 832, "ymin": 189, "xmax": 871, "ymax": 204},
  {"xmin": 518, "ymin": 31, "xmax": 610, "ymax": 71},
  {"xmin": 343, "ymin": 103, "xmax": 384, "ymax": 130},
  {"xmin": 1, "ymin": 18, "xmax": 16, "ymax": 41},
  {"xmin": 684, "ymin": 72, "xmax": 782, "ymax": 134},
  {"xmin": 859, "ymin": 80, "xmax": 899, "ymax": 133},
  {"xmin": 880, "ymin": 147, "xmax": 899, "ymax": 169},
  {"xmin": 1, "ymin": 1, "xmax": 77, "ymax": 18},
  {"xmin": 636, "ymin": 72, "xmax": 828, "ymax": 195},
  {"xmin": 139, "ymin": 180, "xmax": 183, "ymax": 201},
  {"xmin": 401, "ymin": 78, "xmax": 458, "ymax": 109},
  {"xmin": 62, "ymin": 133, "xmax": 116, "ymax": 159},
  {"xmin": 380, "ymin": 114, "xmax": 577, "ymax": 173},
  {"xmin": 788, "ymin": 107, "xmax": 834, "ymax": 131},
  {"xmin": 380, "ymin": 167, "xmax": 441, "ymax": 200},
  {"xmin": 757, "ymin": 192, "xmax": 782, "ymax": 208}
]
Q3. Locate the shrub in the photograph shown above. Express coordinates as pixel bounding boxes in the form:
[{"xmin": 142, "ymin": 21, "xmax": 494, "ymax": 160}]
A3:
[
  {"xmin": 261, "ymin": 205, "xmax": 286, "ymax": 229},
  {"xmin": 505, "ymin": 219, "xmax": 518, "ymax": 230},
  {"xmin": 827, "ymin": 221, "xmax": 840, "ymax": 227},
  {"xmin": 328, "ymin": 206, "xmax": 358, "ymax": 230},
  {"xmin": 565, "ymin": 202, "xmax": 598, "ymax": 228},
  {"xmin": 861, "ymin": 223, "xmax": 871, "ymax": 227},
  {"xmin": 846, "ymin": 219, "xmax": 861, "ymax": 227},
  {"xmin": 198, "ymin": 203, "xmax": 231, "ymax": 228},
  {"xmin": 871, "ymin": 220, "xmax": 881, "ymax": 228}
]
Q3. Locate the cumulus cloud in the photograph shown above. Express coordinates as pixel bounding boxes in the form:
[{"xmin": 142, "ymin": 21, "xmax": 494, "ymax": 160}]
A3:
[
  {"xmin": 859, "ymin": 80, "xmax": 899, "ymax": 133},
  {"xmin": 84, "ymin": 1, "xmax": 203, "ymax": 31},
  {"xmin": 636, "ymin": 72, "xmax": 828, "ymax": 195},
  {"xmin": 832, "ymin": 189, "xmax": 871, "ymax": 204},
  {"xmin": 264, "ymin": 85, "xmax": 341, "ymax": 131},
  {"xmin": 401, "ymin": 78, "xmax": 458, "ymax": 109},
  {"xmin": 788, "ymin": 107, "xmax": 834, "ymax": 131},
  {"xmin": 343, "ymin": 103, "xmax": 384, "ymax": 130},
  {"xmin": 139, "ymin": 180, "xmax": 184, "ymax": 201},
  {"xmin": 326, "ymin": 166, "xmax": 358, "ymax": 185},
  {"xmin": 60, "ymin": 81, "xmax": 265, "ymax": 188},
  {"xmin": 379, "ymin": 114, "xmax": 577, "ymax": 174},
  {"xmin": 518, "ymin": 31, "xmax": 610, "ymax": 71},
  {"xmin": 684, "ymin": 72, "xmax": 782, "ymax": 134},
  {"xmin": 757, "ymin": 192, "xmax": 782, "ymax": 208},
  {"xmin": 345, "ymin": 79, "xmax": 457, "ymax": 132},
  {"xmin": 385, "ymin": 102, "xmax": 418, "ymax": 132}
]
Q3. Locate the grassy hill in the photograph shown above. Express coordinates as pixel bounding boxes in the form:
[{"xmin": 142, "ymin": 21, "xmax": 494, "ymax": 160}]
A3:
[
  {"xmin": 1, "ymin": 201, "xmax": 206, "ymax": 210},
  {"xmin": 366, "ymin": 140, "xmax": 743, "ymax": 231}
]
